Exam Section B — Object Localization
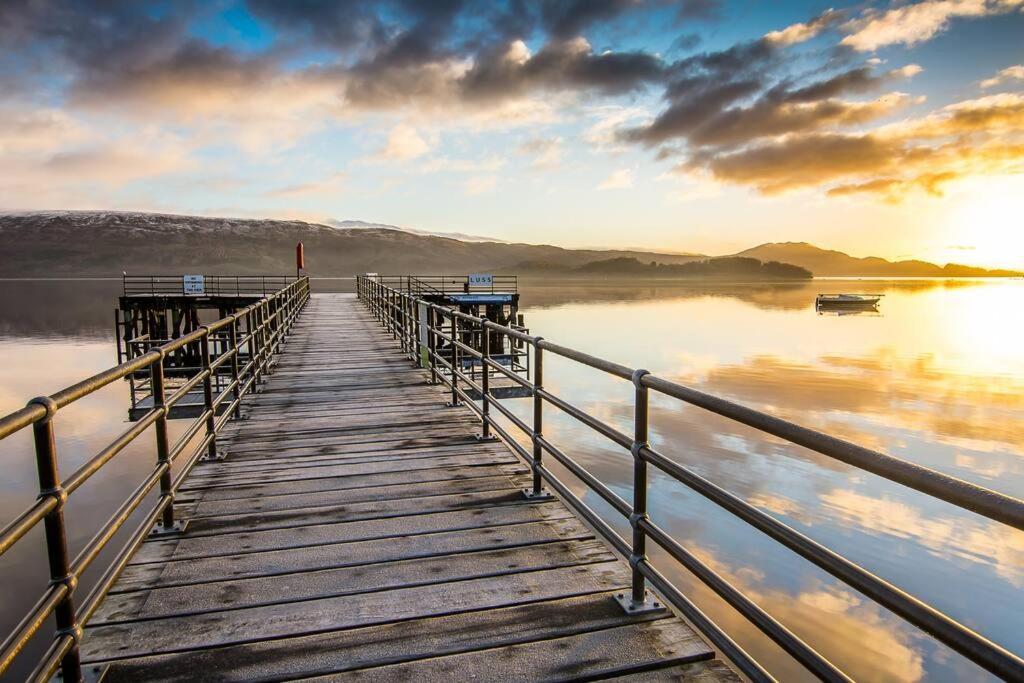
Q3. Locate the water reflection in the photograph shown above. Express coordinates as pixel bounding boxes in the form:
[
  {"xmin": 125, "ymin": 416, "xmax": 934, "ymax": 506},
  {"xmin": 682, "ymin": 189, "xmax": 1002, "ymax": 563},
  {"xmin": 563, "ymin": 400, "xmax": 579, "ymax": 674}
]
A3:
[
  {"xmin": 1, "ymin": 278, "xmax": 1021, "ymax": 682},
  {"xmin": 509, "ymin": 278, "xmax": 1024, "ymax": 682},
  {"xmin": 518, "ymin": 276, "xmax": 995, "ymax": 312}
]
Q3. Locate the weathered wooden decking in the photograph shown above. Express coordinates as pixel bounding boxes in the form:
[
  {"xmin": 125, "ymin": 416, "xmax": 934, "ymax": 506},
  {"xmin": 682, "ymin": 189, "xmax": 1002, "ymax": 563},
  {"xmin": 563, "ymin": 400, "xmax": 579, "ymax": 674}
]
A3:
[{"xmin": 81, "ymin": 294, "xmax": 735, "ymax": 681}]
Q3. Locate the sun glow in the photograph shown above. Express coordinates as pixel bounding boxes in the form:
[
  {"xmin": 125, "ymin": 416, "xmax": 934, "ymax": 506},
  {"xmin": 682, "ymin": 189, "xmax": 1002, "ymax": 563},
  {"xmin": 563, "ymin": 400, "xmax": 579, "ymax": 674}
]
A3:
[{"xmin": 940, "ymin": 175, "xmax": 1024, "ymax": 270}]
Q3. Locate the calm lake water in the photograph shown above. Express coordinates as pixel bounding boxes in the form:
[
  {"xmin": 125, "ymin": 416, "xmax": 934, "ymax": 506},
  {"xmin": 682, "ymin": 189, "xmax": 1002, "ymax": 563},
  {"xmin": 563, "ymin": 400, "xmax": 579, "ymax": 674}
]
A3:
[{"xmin": 1, "ymin": 278, "xmax": 1022, "ymax": 681}]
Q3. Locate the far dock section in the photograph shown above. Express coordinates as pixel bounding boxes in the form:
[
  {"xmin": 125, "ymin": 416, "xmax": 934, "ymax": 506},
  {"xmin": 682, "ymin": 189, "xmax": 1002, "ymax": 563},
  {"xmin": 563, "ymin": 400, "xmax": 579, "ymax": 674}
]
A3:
[
  {"xmin": 78, "ymin": 294, "xmax": 732, "ymax": 681},
  {"xmin": 116, "ymin": 274, "xmax": 297, "ymax": 419}
]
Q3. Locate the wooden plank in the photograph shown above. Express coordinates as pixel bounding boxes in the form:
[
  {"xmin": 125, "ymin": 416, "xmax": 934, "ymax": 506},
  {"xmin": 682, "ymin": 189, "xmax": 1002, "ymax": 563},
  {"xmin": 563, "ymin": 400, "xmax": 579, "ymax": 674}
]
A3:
[
  {"xmin": 308, "ymin": 620, "xmax": 712, "ymax": 681},
  {"xmin": 112, "ymin": 518, "xmax": 593, "ymax": 591},
  {"xmin": 81, "ymin": 562, "xmax": 630, "ymax": 661},
  {"xmin": 178, "ymin": 487, "xmax": 535, "ymax": 537},
  {"xmin": 92, "ymin": 539, "xmax": 615, "ymax": 624},
  {"xmin": 182, "ymin": 464, "xmax": 525, "ymax": 503},
  {"xmin": 131, "ymin": 501, "xmax": 573, "ymax": 564},
  {"xmin": 179, "ymin": 451, "xmax": 517, "ymax": 491},
  {"xmin": 607, "ymin": 661, "xmax": 741, "ymax": 681},
  {"xmin": 192, "ymin": 441, "xmax": 510, "ymax": 472},
  {"xmin": 92, "ymin": 593, "xmax": 675, "ymax": 682},
  {"xmin": 182, "ymin": 473, "xmax": 528, "ymax": 518}
]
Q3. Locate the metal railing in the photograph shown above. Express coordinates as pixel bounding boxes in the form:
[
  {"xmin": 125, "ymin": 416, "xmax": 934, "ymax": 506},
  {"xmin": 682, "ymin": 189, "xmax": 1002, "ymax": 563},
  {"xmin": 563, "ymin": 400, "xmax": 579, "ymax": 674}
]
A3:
[
  {"xmin": 0, "ymin": 277, "xmax": 310, "ymax": 682},
  {"xmin": 401, "ymin": 274, "xmax": 518, "ymax": 296},
  {"xmin": 122, "ymin": 274, "xmax": 297, "ymax": 297},
  {"xmin": 356, "ymin": 275, "xmax": 1024, "ymax": 683}
]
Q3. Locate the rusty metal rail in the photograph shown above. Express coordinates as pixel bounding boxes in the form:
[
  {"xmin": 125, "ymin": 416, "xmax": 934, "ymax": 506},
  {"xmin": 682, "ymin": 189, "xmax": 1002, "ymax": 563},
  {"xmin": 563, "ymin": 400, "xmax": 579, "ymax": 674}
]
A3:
[
  {"xmin": 122, "ymin": 274, "xmax": 297, "ymax": 297},
  {"xmin": 0, "ymin": 277, "xmax": 309, "ymax": 682},
  {"xmin": 357, "ymin": 275, "xmax": 1024, "ymax": 683}
]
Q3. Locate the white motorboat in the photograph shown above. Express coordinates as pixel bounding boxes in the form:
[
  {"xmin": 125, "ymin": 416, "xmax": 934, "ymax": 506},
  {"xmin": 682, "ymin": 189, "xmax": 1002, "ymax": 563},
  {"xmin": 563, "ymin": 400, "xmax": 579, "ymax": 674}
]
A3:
[{"xmin": 815, "ymin": 293, "xmax": 883, "ymax": 309}]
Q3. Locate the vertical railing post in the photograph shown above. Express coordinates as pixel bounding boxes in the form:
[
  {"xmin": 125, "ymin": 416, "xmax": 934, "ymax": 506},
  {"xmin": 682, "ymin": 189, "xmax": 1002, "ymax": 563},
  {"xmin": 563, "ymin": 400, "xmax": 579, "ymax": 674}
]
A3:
[
  {"xmin": 448, "ymin": 313, "xmax": 459, "ymax": 407},
  {"xmin": 199, "ymin": 329, "xmax": 222, "ymax": 460},
  {"xmin": 427, "ymin": 307, "xmax": 438, "ymax": 384},
  {"xmin": 403, "ymin": 294, "xmax": 411, "ymax": 360},
  {"xmin": 525, "ymin": 340, "xmax": 550, "ymax": 499},
  {"xmin": 229, "ymin": 316, "xmax": 241, "ymax": 418},
  {"xmin": 27, "ymin": 396, "xmax": 83, "ymax": 683},
  {"xmin": 478, "ymin": 319, "xmax": 493, "ymax": 441},
  {"xmin": 246, "ymin": 308, "xmax": 258, "ymax": 392},
  {"xmin": 617, "ymin": 368, "xmax": 662, "ymax": 613},
  {"xmin": 149, "ymin": 353, "xmax": 184, "ymax": 535},
  {"xmin": 400, "ymin": 293, "xmax": 408, "ymax": 356}
]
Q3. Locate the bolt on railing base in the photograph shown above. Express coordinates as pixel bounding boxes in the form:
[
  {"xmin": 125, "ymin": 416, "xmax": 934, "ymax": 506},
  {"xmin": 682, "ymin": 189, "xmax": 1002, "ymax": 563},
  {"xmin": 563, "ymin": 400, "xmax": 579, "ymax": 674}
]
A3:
[
  {"xmin": 200, "ymin": 450, "xmax": 227, "ymax": 462},
  {"xmin": 522, "ymin": 487, "xmax": 555, "ymax": 501},
  {"xmin": 614, "ymin": 590, "xmax": 667, "ymax": 615},
  {"xmin": 149, "ymin": 519, "xmax": 189, "ymax": 537},
  {"xmin": 445, "ymin": 401, "xmax": 460, "ymax": 408},
  {"xmin": 55, "ymin": 663, "xmax": 107, "ymax": 683}
]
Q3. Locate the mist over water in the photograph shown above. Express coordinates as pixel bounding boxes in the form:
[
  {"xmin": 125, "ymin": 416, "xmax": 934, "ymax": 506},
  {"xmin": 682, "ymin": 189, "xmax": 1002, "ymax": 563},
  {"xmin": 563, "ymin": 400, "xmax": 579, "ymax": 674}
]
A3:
[{"xmin": 1, "ymin": 278, "xmax": 1021, "ymax": 682}]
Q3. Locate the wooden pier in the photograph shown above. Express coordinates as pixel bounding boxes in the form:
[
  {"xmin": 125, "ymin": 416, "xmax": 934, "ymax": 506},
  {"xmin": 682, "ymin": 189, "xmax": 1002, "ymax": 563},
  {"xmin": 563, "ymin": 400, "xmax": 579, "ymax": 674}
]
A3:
[{"xmin": 78, "ymin": 294, "xmax": 734, "ymax": 681}]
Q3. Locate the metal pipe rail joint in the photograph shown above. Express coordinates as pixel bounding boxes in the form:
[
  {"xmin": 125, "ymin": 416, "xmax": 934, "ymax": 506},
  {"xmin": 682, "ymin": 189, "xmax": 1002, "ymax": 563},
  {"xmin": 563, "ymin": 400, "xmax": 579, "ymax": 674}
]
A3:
[
  {"xmin": 0, "ymin": 277, "xmax": 310, "ymax": 683},
  {"xmin": 355, "ymin": 275, "xmax": 1024, "ymax": 683}
]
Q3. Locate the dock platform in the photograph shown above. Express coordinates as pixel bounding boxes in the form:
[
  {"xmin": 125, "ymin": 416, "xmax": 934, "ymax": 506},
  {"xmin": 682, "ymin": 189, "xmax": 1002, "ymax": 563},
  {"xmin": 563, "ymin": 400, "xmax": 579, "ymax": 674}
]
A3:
[{"xmin": 80, "ymin": 294, "xmax": 734, "ymax": 681}]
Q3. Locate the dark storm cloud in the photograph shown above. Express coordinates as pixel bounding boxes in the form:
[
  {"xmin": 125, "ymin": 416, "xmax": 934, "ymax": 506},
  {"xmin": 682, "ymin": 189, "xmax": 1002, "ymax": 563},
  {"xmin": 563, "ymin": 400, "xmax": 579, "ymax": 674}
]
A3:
[
  {"xmin": 624, "ymin": 58, "xmax": 920, "ymax": 147},
  {"xmin": 462, "ymin": 38, "xmax": 665, "ymax": 99}
]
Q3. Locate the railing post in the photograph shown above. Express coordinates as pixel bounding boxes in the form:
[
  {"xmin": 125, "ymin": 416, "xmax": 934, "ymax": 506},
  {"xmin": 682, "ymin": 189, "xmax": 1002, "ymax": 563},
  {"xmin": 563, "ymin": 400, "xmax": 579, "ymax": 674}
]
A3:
[
  {"xmin": 149, "ymin": 353, "xmax": 185, "ymax": 536},
  {"xmin": 229, "ymin": 316, "xmax": 241, "ymax": 418},
  {"xmin": 403, "ymin": 296, "xmax": 411, "ymax": 366},
  {"xmin": 447, "ymin": 313, "xmax": 459, "ymax": 407},
  {"xmin": 478, "ymin": 319, "xmax": 494, "ymax": 441},
  {"xmin": 427, "ymin": 307, "xmax": 438, "ymax": 384},
  {"xmin": 617, "ymin": 368, "xmax": 663, "ymax": 614},
  {"xmin": 246, "ymin": 308, "xmax": 259, "ymax": 392},
  {"xmin": 199, "ymin": 329, "xmax": 223, "ymax": 460},
  {"xmin": 400, "ymin": 293, "xmax": 408, "ymax": 355},
  {"xmin": 27, "ymin": 396, "xmax": 84, "ymax": 683},
  {"xmin": 525, "ymin": 340, "xmax": 550, "ymax": 499}
]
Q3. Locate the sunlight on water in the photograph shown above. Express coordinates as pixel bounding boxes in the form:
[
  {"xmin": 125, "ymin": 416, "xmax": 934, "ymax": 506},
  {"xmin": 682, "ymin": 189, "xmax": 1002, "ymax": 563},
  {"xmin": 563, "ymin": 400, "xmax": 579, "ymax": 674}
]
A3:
[
  {"xmin": 512, "ymin": 278, "xmax": 1023, "ymax": 682},
  {"xmin": 0, "ymin": 278, "xmax": 1021, "ymax": 682}
]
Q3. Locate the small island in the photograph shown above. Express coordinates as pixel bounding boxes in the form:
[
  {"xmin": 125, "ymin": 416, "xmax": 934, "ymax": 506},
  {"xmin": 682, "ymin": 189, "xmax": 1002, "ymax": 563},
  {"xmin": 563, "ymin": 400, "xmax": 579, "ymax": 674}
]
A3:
[{"xmin": 517, "ymin": 256, "xmax": 814, "ymax": 280}]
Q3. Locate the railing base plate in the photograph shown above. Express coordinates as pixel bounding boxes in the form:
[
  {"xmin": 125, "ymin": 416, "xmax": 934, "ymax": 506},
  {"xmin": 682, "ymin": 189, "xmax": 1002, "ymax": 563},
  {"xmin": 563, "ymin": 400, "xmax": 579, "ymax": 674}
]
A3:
[
  {"xmin": 614, "ymin": 591, "xmax": 667, "ymax": 615},
  {"xmin": 475, "ymin": 435, "xmax": 499, "ymax": 442},
  {"xmin": 149, "ymin": 519, "xmax": 189, "ymax": 537},
  {"xmin": 200, "ymin": 450, "xmax": 227, "ymax": 462},
  {"xmin": 522, "ymin": 488, "xmax": 554, "ymax": 501},
  {"xmin": 55, "ymin": 664, "xmax": 108, "ymax": 682}
]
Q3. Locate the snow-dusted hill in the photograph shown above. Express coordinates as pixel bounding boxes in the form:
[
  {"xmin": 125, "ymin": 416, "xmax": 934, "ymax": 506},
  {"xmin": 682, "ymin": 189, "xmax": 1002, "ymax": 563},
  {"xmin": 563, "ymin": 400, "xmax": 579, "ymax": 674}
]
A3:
[
  {"xmin": 327, "ymin": 219, "xmax": 510, "ymax": 244},
  {"xmin": 0, "ymin": 210, "xmax": 703, "ymax": 276}
]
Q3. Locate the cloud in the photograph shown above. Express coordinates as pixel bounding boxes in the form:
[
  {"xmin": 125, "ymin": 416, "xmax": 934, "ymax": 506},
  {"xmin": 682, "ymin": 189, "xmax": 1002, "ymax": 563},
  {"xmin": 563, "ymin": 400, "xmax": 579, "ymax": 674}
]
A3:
[
  {"xmin": 376, "ymin": 123, "xmax": 432, "ymax": 161},
  {"xmin": 764, "ymin": 9, "xmax": 845, "ymax": 46},
  {"xmin": 981, "ymin": 64, "xmax": 1024, "ymax": 88},
  {"xmin": 624, "ymin": 64, "xmax": 922, "ymax": 147},
  {"xmin": 462, "ymin": 175, "xmax": 497, "ymax": 195},
  {"xmin": 598, "ymin": 168, "xmax": 635, "ymax": 189},
  {"xmin": 265, "ymin": 172, "xmax": 347, "ymax": 198},
  {"xmin": 517, "ymin": 137, "xmax": 563, "ymax": 169},
  {"xmin": 840, "ymin": 0, "xmax": 1024, "ymax": 51}
]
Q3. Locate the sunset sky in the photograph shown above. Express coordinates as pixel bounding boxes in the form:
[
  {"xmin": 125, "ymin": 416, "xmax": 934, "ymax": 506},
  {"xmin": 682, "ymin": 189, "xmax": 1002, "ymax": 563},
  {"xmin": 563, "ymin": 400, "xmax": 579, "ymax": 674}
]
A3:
[{"xmin": 1, "ymin": 0, "xmax": 1023, "ymax": 267}]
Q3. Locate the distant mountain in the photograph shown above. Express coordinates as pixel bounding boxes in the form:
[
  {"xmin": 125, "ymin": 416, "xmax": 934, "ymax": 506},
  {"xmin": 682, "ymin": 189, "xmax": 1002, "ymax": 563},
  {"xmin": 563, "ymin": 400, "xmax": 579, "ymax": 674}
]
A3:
[
  {"xmin": 0, "ymin": 211, "xmax": 705, "ymax": 277},
  {"xmin": 0, "ymin": 212, "xmax": 1018, "ymax": 278},
  {"xmin": 327, "ymin": 219, "xmax": 510, "ymax": 244},
  {"xmin": 734, "ymin": 242, "xmax": 1022, "ymax": 277}
]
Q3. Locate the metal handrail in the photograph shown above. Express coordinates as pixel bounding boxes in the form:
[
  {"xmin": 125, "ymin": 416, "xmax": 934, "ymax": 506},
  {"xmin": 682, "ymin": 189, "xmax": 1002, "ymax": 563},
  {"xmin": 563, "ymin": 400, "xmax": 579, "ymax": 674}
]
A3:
[
  {"xmin": 0, "ymin": 277, "xmax": 310, "ymax": 682},
  {"xmin": 122, "ymin": 274, "xmax": 297, "ymax": 297},
  {"xmin": 355, "ymin": 274, "xmax": 1024, "ymax": 683}
]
